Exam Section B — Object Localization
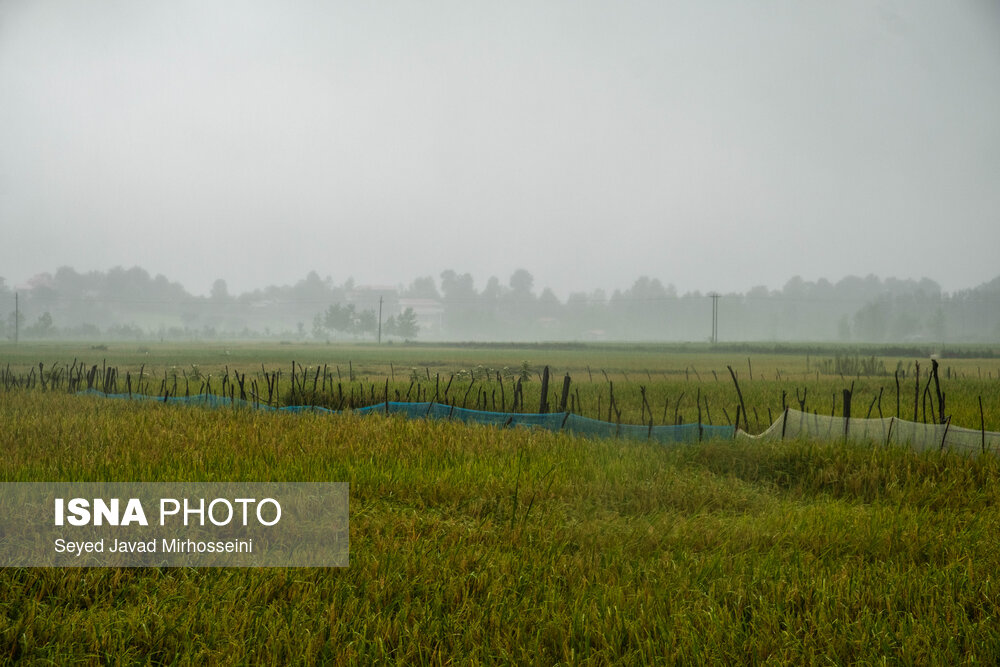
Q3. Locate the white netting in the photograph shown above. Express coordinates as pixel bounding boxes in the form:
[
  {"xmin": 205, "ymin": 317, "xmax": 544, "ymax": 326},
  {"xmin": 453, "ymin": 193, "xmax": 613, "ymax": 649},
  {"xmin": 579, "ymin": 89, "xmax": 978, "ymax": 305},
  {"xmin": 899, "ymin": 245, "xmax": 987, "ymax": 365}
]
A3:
[{"xmin": 741, "ymin": 408, "xmax": 1000, "ymax": 456}]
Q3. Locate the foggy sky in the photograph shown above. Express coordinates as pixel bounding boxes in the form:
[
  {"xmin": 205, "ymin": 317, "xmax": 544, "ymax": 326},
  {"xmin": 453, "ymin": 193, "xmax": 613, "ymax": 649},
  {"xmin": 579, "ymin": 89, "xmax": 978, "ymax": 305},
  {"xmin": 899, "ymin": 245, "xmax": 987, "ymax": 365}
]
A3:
[{"xmin": 1, "ymin": 1, "xmax": 998, "ymax": 298}]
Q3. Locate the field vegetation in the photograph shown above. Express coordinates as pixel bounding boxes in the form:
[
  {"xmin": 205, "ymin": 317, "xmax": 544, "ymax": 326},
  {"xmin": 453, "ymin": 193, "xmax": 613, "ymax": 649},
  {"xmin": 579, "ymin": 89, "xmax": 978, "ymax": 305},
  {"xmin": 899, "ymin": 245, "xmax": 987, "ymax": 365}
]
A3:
[
  {"xmin": 2, "ymin": 342, "xmax": 1000, "ymax": 662},
  {"xmin": 2, "ymin": 341, "xmax": 999, "ymax": 433}
]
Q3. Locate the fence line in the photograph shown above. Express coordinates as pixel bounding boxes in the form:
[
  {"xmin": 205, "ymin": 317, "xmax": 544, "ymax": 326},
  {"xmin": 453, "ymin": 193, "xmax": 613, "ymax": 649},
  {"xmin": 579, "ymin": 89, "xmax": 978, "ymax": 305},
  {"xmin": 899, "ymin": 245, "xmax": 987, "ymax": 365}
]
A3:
[
  {"xmin": 77, "ymin": 389, "xmax": 735, "ymax": 445},
  {"xmin": 741, "ymin": 407, "xmax": 1000, "ymax": 456}
]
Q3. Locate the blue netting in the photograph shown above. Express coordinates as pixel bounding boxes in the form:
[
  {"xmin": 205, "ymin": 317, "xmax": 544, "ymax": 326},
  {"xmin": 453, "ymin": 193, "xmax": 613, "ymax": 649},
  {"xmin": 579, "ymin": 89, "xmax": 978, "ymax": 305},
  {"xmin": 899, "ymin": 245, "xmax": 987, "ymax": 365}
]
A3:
[
  {"xmin": 77, "ymin": 391, "xmax": 735, "ymax": 442},
  {"xmin": 277, "ymin": 405, "xmax": 336, "ymax": 414},
  {"xmin": 76, "ymin": 389, "xmax": 254, "ymax": 410},
  {"xmin": 354, "ymin": 401, "xmax": 437, "ymax": 418},
  {"xmin": 561, "ymin": 414, "xmax": 733, "ymax": 443}
]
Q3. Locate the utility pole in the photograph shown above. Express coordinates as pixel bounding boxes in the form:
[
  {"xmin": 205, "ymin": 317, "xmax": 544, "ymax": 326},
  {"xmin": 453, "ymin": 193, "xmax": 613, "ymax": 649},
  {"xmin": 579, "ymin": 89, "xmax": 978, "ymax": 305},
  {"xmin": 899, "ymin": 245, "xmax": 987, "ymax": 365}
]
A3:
[
  {"xmin": 14, "ymin": 292, "xmax": 18, "ymax": 344},
  {"xmin": 377, "ymin": 296, "xmax": 383, "ymax": 344},
  {"xmin": 708, "ymin": 292, "xmax": 720, "ymax": 344}
]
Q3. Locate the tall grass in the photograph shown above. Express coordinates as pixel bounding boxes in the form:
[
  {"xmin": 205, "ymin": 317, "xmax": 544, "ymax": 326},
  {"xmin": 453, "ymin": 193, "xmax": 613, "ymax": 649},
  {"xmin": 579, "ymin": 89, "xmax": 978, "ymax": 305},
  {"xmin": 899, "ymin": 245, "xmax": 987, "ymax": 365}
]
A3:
[
  {"xmin": 3, "ymin": 391, "xmax": 1000, "ymax": 663},
  {"xmin": 3, "ymin": 341, "xmax": 1000, "ymax": 434}
]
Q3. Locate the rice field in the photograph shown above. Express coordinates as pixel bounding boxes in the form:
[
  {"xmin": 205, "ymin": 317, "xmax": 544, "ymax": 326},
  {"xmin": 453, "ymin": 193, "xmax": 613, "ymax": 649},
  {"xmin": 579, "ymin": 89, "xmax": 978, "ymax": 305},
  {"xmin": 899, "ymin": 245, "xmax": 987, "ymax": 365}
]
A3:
[
  {"xmin": 2, "ymin": 341, "xmax": 1000, "ymax": 663},
  {"xmin": 3, "ymin": 341, "xmax": 999, "ymax": 432}
]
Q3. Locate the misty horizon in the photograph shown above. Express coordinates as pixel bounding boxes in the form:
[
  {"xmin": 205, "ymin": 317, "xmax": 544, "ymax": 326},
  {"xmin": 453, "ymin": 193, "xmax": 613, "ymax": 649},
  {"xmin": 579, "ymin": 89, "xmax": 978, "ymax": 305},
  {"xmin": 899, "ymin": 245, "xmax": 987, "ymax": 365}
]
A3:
[
  {"xmin": 2, "ymin": 263, "xmax": 998, "ymax": 344},
  {"xmin": 2, "ymin": 2, "xmax": 999, "ymax": 304},
  {"xmin": 2, "ymin": 262, "xmax": 995, "ymax": 301}
]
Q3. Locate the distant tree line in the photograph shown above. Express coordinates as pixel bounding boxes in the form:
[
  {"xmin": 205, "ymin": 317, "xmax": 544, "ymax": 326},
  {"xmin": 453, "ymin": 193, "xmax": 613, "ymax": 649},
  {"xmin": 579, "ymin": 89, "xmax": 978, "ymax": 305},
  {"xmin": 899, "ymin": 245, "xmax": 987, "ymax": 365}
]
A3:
[
  {"xmin": 1, "ymin": 266, "xmax": 998, "ymax": 343},
  {"xmin": 313, "ymin": 303, "xmax": 418, "ymax": 340}
]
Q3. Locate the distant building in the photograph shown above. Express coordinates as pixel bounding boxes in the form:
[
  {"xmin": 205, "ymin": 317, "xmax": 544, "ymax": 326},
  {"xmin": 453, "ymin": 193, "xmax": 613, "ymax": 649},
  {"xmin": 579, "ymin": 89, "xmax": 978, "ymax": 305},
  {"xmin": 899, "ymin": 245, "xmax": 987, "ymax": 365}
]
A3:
[
  {"xmin": 397, "ymin": 298, "xmax": 444, "ymax": 337},
  {"xmin": 346, "ymin": 286, "xmax": 399, "ymax": 314}
]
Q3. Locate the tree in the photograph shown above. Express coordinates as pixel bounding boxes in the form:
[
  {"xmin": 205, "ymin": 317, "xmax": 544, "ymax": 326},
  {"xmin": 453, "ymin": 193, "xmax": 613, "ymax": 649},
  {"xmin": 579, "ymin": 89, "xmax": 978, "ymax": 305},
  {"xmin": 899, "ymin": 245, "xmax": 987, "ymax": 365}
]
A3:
[
  {"xmin": 439, "ymin": 270, "xmax": 478, "ymax": 335},
  {"xmin": 26, "ymin": 312, "xmax": 54, "ymax": 338},
  {"xmin": 210, "ymin": 279, "xmax": 230, "ymax": 301},
  {"xmin": 928, "ymin": 307, "xmax": 947, "ymax": 342},
  {"xmin": 482, "ymin": 276, "xmax": 503, "ymax": 300},
  {"xmin": 357, "ymin": 310, "xmax": 377, "ymax": 338},
  {"xmin": 394, "ymin": 307, "xmax": 419, "ymax": 339},
  {"xmin": 383, "ymin": 315, "xmax": 397, "ymax": 337},
  {"xmin": 837, "ymin": 315, "xmax": 852, "ymax": 342},
  {"xmin": 440, "ymin": 270, "xmax": 476, "ymax": 300},
  {"xmin": 853, "ymin": 299, "xmax": 889, "ymax": 342},
  {"xmin": 6, "ymin": 308, "xmax": 24, "ymax": 340},
  {"xmin": 312, "ymin": 313, "xmax": 327, "ymax": 340},
  {"xmin": 292, "ymin": 271, "xmax": 332, "ymax": 302},
  {"xmin": 404, "ymin": 276, "xmax": 440, "ymax": 299},
  {"xmin": 509, "ymin": 269, "xmax": 534, "ymax": 296},
  {"xmin": 321, "ymin": 303, "xmax": 357, "ymax": 335}
]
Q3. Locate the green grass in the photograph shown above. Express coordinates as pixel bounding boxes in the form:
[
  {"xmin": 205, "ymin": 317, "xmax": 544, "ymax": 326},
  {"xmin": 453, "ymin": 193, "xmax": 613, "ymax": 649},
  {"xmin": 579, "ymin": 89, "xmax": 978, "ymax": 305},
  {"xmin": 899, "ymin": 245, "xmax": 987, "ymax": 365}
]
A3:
[
  {"xmin": 3, "ymin": 341, "xmax": 999, "ymax": 432},
  {"xmin": 3, "ymin": 390, "xmax": 1000, "ymax": 663}
]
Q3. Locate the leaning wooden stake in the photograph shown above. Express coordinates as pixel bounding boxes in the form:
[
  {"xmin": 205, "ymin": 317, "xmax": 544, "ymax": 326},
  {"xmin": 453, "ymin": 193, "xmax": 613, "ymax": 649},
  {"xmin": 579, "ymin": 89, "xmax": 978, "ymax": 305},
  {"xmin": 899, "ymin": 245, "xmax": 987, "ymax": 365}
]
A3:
[
  {"xmin": 727, "ymin": 366, "xmax": 748, "ymax": 431},
  {"xmin": 894, "ymin": 369, "xmax": 900, "ymax": 418},
  {"xmin": 539, "ymin": 366, "xmax": 550, "ymax": 414},
  {"xmin": 940, "ymin": 416, "xmax": 951, "ymax": 452},
  {"xmin": 696, "ymin": 388, "xmax": 703, "ymax": 441},
  {"xmin": 842, "ymin": 387, "xmax": 852, "ymax": 439},
  {"xmin": 980, "ymin": 396, "xmax": 986, "ymax": 454},
  {"xmin": 931, "ymin": 359, "xmax": 946, "ymax": 425},
  {"xmin": 558, "ymin": 373, "xmax": 571, "ymax": 413},
  {"xmin": 643, "ymin": 386, "xmax": 654, "ymax": 423}
]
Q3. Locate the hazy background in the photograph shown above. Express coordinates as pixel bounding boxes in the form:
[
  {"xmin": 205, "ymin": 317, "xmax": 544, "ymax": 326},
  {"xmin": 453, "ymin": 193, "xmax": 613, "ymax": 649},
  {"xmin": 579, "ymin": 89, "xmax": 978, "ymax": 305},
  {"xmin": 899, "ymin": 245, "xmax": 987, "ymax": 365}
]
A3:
[{"xmin": 1, "ymin": 1, "xmax": 999, "ymax": 312}]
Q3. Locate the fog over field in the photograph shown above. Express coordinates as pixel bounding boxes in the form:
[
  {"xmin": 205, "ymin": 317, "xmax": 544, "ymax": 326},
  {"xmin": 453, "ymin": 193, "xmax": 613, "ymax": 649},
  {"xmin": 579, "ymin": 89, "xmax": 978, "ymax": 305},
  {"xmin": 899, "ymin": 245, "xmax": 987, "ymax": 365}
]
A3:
[{"xmin": 1, "ymin": 1, "xmax": 999, "ymax": 334}]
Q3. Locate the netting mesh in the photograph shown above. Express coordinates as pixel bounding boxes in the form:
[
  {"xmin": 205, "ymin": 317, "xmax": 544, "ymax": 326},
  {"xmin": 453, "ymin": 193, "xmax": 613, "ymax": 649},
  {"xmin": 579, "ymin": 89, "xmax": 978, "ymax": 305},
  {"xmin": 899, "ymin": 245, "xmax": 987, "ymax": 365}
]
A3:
[
  {"xmin": 77, "ymin": 391, "xmax": 735, "ymax": 444},
  {"xmin": 742, "ymin": 408, "xmax": 1000, "ymax": 456}
]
